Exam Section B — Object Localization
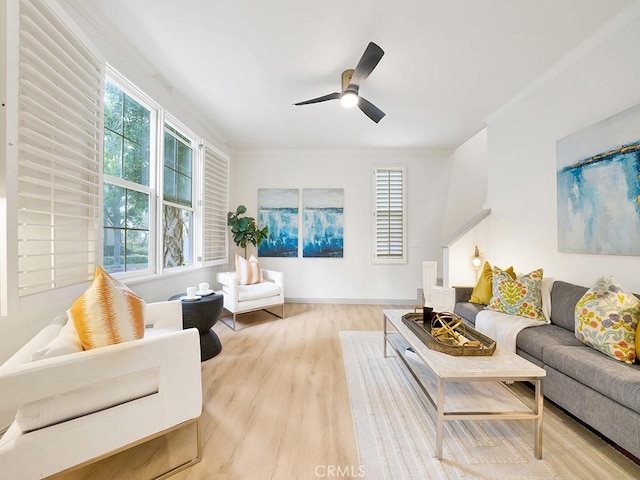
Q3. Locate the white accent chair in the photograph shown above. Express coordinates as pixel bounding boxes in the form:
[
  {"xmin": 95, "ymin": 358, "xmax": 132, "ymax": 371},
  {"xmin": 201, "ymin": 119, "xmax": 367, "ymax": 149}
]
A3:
[
  {"xmin": 216, "ymin": 269, "xmax": 285, "ymax": 330},
  {"xmin": 0, "ymin": 301, "xmax": 202, "ymax": 479}
]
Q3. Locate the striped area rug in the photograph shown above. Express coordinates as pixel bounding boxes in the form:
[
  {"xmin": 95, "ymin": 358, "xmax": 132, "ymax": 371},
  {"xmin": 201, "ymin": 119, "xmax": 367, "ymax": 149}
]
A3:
[{"xmin": 340, "ymin": 331, "xmax": 640, "ymax": 480}]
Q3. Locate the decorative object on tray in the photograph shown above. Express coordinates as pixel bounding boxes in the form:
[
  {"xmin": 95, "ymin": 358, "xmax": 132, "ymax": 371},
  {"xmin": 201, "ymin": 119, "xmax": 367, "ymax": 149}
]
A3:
[{"xmin": 402, "ymin": 311, "xmax": 496, "ymax": 356}]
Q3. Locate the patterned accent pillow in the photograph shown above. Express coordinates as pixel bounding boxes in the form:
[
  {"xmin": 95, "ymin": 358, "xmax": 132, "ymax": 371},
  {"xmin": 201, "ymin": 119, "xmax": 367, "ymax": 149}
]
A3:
[
  {"xmin": 235, "ymin": 254, "xmax": 263, "ymax": 285},
  {"xmin": 469, "ymin": 261, "xmax": 516, "ymax": 305},
  {"xmin": 575, "ymin": 276, "xmax": 639, "ymax": 364},
  {"xmin": 486, "ymin": 267, "xmax": 545, "ymax": 320},
  {"xmin": 68, "ymin": 266, "xmax": 145, "ymax": 350}
]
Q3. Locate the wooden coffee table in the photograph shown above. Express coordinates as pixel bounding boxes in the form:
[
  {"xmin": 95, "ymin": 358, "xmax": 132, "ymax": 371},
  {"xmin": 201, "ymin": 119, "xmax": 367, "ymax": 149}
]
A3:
[{"xmin": 383, "ymin": 309, "xmax": 546, "ymax": 460}]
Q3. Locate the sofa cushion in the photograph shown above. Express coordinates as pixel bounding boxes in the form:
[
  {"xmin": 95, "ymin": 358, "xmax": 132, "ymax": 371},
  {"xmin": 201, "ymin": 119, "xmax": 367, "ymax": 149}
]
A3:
[
  {"xmin": 542, "ymin": 344, "xmax": 640, "ymax": 415},
  {"xmin": 516, "ymin": 323, "xmax": 583, "ymax": 361},
  {"xmin": 549, "ymin": 281, "xmax": 589, "ymax": 331},
  {"xmin": 487, "ymin": 267, "xmax": 545, "ymax": 320},
  {"xmin": 68, "ymin": 266, "xmax": 145, "ymax": 350},
  {"xmin": 238, "ymin": 281, "xmax": 280, "ymax": 302},
  {"xmin": 31, "ymin": 318, "xmax": 84, "ymax": 361},
  {"xmin": 575, "ymin": 276, "xmax": 639, "ymax": 364}
]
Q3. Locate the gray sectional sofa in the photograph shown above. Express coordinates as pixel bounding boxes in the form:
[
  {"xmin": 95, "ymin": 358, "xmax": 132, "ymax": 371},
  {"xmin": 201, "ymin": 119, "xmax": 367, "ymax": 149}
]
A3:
[{"xmin": 454, "ymin": 280, "xmax": 640, "ymax": 460}]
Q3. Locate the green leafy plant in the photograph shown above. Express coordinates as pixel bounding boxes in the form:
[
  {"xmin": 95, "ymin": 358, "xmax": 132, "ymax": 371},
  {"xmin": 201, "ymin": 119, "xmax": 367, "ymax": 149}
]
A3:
[{"xmin": 227, "ymin": 205, "xmax": 269, "ymax": 258}]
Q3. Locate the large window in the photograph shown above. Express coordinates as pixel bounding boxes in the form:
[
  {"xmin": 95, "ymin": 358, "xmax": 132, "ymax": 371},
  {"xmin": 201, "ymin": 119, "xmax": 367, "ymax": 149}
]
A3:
[
  {"xmin": 102, "ymin": 68, "xmax": 229, "ymax": 278},
  {"xmin": 162, "ymin": 122, "xmax": 195, "ymax": 268},
  {"xmin": 373, "ymin": 166, "xmax": 406, "ymax": 263},
  {"xmin": 103, "ymin": 78, "xmax": 154, "ymax": 274}
]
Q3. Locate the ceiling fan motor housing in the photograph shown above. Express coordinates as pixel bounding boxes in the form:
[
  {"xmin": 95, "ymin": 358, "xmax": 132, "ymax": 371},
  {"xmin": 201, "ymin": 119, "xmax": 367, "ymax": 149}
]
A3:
[{"xmin": 341, "ymin": 69, "xmax": 355, "ymax": 93}]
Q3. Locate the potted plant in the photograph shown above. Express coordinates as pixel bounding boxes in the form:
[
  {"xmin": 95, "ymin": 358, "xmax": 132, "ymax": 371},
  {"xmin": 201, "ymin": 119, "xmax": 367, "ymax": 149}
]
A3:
[{"xmin": 227, "ymin": 205, "xmax": 269, "ymax": 258}]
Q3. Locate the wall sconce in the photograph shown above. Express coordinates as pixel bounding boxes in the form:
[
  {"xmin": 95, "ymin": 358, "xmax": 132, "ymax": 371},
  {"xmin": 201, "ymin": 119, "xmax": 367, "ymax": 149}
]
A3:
[
  {"xmin": 472, "ymin": 246, "xmax": 482, "ymax": 280},
  {"xmin": 472, "ymin": 246, "xmax": 482, "ymax": 269}
]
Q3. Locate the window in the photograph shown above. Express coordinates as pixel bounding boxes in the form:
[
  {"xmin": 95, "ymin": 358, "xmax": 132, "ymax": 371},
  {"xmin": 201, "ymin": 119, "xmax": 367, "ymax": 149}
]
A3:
[
  {"xmin": 162, "ymin": 121, "xmax": 195, "ymax": 268},
  {"xmin": 102, "ymin": 68, "xmax": 229, "ymax": 278},
  {"xmin": 373, "ymin": 166, "xmax": 406, "ymax": 263},
  {"xmin": 102, "ymin": 77, "xmax": 155, "ymax": 275}
]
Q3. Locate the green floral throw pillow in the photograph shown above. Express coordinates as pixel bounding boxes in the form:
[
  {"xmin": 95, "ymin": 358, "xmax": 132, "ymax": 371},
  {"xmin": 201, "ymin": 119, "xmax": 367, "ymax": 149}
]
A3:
[
  {"xmin": 575, "ymin": 276, "xmax": 639, "ymax": 364},
  {"xmin": 486, "ymin": 267, "xmax": 545, "ymax": 320}
]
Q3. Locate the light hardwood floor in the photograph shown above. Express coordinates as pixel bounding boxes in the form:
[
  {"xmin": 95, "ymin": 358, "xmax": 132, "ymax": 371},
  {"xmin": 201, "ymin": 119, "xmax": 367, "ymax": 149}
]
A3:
[{"xmin": 60, "ymin": 303, "xmax": 404, "ymax": 480}]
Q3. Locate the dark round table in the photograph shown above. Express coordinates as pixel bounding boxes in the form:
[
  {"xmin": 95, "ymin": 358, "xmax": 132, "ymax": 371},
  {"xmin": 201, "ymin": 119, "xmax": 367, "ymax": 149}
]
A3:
[{"xmin": 168, "ymin": 292, "xmax": 223, "ymax": 361}]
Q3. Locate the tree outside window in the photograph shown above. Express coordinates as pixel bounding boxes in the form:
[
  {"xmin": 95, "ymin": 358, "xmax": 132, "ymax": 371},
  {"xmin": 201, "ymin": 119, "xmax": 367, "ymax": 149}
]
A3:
[
  {"xmin": 103, "ymin": 80, "xmax": 152, "ymax": 274},
  {"xmin": 163, "ymin": 123, "xmax": 194, "ymax": 268}
]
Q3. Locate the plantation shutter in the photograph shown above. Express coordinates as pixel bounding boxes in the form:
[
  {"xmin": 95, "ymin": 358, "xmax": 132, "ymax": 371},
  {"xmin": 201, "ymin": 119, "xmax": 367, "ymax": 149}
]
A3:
[
  {"xmin": 16, "ymin": 0, "xmax": 104, "ymax": 296},
  {"xmin": 373, "ymin": 166, "xmax": 406, "ymax": 263},
  {"xmin": 202, "ymin": 144, "xmax": 229, "ymax": 265}
]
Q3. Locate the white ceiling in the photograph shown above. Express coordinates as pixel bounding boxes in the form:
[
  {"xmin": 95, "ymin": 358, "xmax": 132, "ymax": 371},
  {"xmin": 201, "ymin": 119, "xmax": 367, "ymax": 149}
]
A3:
[{"xmin": 74, "ymin": 0, "xmax": 634, "ymax": 151}]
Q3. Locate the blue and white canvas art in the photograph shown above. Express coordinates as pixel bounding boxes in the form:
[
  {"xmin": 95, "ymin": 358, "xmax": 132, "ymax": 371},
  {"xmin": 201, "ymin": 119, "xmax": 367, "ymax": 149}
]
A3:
[
  {"xmin": 258, "ymin": 189, "xmax": 299, "ymax": 257},
  {"xmin": 303, "ymin": 189, "xmax": 344, "ymax": 258},
  {"xmin": 557, "ymin": 103, "xmax": 640, "ymax": 255}
]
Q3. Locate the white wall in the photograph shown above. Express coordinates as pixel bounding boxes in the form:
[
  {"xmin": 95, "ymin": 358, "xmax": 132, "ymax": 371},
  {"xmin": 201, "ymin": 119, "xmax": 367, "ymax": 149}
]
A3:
[
  {"xmin": 441, "ymin": 128, "xmax": 488, "ymax": 244},
  {"xmin": 231, "ymin": 149, "xmax": 451, "ymax": 303},
  {"xmin": 485, "ymin": 11, "xmax": 640, "ymax": 291}
]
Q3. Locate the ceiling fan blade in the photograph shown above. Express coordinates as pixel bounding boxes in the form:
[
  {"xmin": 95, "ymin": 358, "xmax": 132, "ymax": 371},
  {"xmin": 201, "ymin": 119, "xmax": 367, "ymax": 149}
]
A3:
[
  {"xmin": 358, "ymin": 96, "xmax": 385, "ymax": 123},
  {"xmin": 294, "ymin": 92, "xmax": 340, "ymax": 105},
  {"xmin": 349, "ymin": 42, "xmax": 384, "ymax": 87}
]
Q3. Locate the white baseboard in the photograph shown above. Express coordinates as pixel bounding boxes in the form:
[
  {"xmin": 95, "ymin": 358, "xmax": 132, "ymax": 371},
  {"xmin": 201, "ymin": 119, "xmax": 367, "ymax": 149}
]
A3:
[{"xmin": 286, "ymin": 297, "xmax": 416, "ymax": 306}]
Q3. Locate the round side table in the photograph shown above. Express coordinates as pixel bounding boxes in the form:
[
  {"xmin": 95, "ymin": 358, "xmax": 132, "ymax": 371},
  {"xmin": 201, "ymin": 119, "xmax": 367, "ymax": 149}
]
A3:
[{"xmin": 168, "ymin": 292, "xmax": 223, "ymax": 361}]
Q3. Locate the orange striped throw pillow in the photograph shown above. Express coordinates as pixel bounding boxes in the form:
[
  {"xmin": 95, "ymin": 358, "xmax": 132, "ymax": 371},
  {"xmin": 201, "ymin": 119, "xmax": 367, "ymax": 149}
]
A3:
[
  {"xmin": 235, "ymin": 254, "xmax": 263, "ymax": 285},
  {"xmin": 68, "ymin": 266, "xmax": 145, "ymax": 350}
]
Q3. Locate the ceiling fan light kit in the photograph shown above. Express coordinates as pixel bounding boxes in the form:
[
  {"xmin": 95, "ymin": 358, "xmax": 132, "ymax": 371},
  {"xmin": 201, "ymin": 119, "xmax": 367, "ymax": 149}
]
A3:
[
  {"xmin": 340, "ymin": 90, "xmax": 359, "ymax": 108},
  {"xmin": 294, "ymin": 42, "xmax": 386, "ymax": 123}
]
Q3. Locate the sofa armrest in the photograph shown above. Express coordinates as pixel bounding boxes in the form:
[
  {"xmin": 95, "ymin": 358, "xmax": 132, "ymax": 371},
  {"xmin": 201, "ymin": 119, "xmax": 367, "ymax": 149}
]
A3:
[
  {"xmin": 453, "ymin": 286, "xmax": 474, "ymax": 304},
  {"xmin": 145, "ymin": 300, "xmax": 183, "ymax": 330},
  {"xmin": 216, "ymin": 271, "xmax": 239, "ymax": 301},
  {"xmin": 0, "ymin": 329, "xmax": 201, "ymax": 415},
  {"xmin": 262, "ymin": 269, "xmax": 284, "ymax": 290}
]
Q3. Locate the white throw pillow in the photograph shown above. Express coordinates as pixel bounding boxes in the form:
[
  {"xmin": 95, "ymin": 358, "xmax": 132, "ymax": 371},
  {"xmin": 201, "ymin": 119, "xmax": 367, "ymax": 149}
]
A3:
[{"xmin": 235, "ymin": 254, "xmax": 263, "ymax": 285}]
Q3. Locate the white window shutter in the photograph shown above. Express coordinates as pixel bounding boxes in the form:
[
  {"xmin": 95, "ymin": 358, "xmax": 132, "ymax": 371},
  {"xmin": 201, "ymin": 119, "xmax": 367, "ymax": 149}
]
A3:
[
  {"xmin": 202, "ymin": 144, "xmax": 229, "ymax": 265},
  {"xmin": 16, "ymin": 0, "xmax": 104, "ymax": 295},
  {"xmin": 373, "ymin": 166, "xmax": 406, "ymax": 263}
]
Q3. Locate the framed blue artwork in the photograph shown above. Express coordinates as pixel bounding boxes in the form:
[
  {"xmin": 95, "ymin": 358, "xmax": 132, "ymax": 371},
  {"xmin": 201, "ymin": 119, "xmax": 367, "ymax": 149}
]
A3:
[
  {"xmin": 302, "ymin": 188, "xmax": 344, "ymax": 258},
  {"xmin": 557, "ymin": 103, "xmax": 640, "ymax": 255},
  {"xmin": 258, "ymin": 189, "xmax": 299, "ymax": 257}
]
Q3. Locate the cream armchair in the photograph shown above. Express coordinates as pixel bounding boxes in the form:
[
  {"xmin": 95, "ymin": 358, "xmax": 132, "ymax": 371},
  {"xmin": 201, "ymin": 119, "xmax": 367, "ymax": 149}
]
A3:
[
  {"xmin": 216, "ymin": 269, "xmax": 285, "ymax": 330},
  {"xmin": 0, "ymin": 301, "xmax": 202, "ymax": 479}
]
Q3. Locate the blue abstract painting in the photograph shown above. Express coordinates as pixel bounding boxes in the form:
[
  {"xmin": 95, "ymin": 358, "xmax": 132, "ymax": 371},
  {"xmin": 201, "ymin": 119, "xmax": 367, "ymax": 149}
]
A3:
[
  {"xmin": 258, "ymin": 189, "xmax": 299, "ymax": 257},
  {"xmin": 303, "ymin": 189, "xmax": 344, "ymax": 258},
  {"xmin": 557, "ymin": 103, "xmax": 640, "ymax": 255}
]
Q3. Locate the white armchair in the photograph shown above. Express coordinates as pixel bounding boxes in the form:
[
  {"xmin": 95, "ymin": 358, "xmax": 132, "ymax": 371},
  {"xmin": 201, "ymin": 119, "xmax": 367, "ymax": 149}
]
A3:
[
  {"xmin": 0, "ymin": 301, "xmax": 202, "ymax": 479},
  {"xmin": 216, "ymin": 269, "xmax": 285, "ymax": 330}
]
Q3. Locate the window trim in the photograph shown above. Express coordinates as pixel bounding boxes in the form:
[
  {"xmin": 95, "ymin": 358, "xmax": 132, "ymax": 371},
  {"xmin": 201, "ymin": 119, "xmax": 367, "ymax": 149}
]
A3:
[
  {"xmin": 372, "ymin": 165, "xmax": 407, "ymax": 264},
  {"xmin": 103, "ymin": 68, "xmax": 159, "ymax": 280},
  {"xmin": 160, "ymin": 115, "xmax": 199, "ymax": 272}
]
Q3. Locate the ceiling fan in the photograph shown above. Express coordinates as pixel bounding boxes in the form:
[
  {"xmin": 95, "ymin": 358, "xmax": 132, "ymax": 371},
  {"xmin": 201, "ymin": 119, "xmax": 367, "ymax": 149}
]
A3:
[{"xmin": 294, "ymin": 42, "xmax": 386, "ymax": 123}]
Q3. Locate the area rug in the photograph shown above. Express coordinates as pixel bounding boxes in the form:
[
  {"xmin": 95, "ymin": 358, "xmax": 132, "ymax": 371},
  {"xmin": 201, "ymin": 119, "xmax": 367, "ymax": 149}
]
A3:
[{"xmin": 340, "ymin": 331, "xmax": 640, "ymax": 479}]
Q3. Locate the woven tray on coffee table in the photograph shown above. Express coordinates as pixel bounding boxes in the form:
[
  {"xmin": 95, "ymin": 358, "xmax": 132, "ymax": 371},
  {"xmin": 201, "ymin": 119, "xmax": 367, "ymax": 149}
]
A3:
[{"xmin": 402, "ymin": 311, "xmax": 496, "ymax": 356}]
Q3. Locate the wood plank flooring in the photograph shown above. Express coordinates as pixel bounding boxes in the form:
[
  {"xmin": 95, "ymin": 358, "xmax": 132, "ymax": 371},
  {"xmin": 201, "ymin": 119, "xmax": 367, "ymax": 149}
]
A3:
[
  {"xmin": 59, "ymin": 303, "xmax": 397, "ymax": 480},
  {"xmin": 177, "ymin": 303, "xmax": 385, "ymax": 480}
]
